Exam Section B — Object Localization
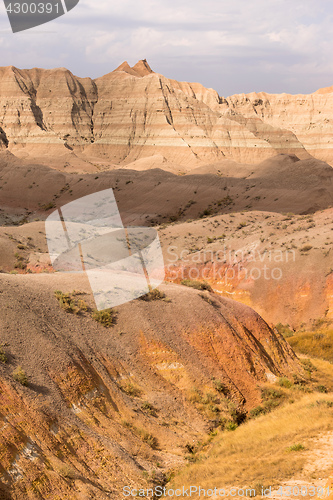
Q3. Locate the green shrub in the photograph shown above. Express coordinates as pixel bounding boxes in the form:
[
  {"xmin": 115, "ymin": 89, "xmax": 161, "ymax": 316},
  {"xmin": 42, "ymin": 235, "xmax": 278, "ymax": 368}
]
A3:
[
  {"xmin": 120, "ymin": 381, "xmax": 142, "ymax": 397},
  {"xmin": 199, "ymin": 293, "xmax": 217, "ymax": 306},
  {"xmin": 261, "ymin": 387, "xmax": 283, "ymax": 401},
  {"xmin": 139, "ymin": 288, "xmax": 166, "ymax": 301},
  {"xmin": 54, "ymin": 290, "xmax": 88, "ymax": 315},
  {"xmin": 217, "ymin": 196, "xmax": 233, "ymax": 207},
  {"xmin": 141, "ymin": 431, "xmax": 159, "ymax": 449},
  {"xmin": 225, "ymin": 422, "xmax": 238, "ymax": 431},
  {"xmin": 0, "ymin": 345, "xmax": 8, "ymax": 363},
  {"xmin": 286, "ymin": 443, "xmax": 305, "ymax": 452},
  {"xmin": 249, "ymin": 405, "xmax": 266, "ymax": 418},
  {"xmin": 275, "ymin": 323, "xmax": 294, "ymax": 338},
  {"xmin": 316, "ymin": 385, "xmax": 327, "ymax": 393},
  {"xmin": 141, "ymin": 402, "xmax": 157, "ymax": 416},
  {"xmin": 200, "ymin": 208, "xmax": 213, "ymax": 218},
  {"xmin": 278, "ymin": 377, "xmax": 292, "ymax": 389},
  {"xmin": 12, "ymin": 366, "xmax": 28, "ymax": 386},
  {"xmin": 213, "ymin": 379, "xmax": 229, "ymax": 395},
  {"xmin": 41, "ymin": 202, "xmax": 56, "ymax": 211},
  {"xmin": 249, "ymin": 389, "xmax": 284, "ymax": 418},
  {"xmin": 14, "ymin": 261, "xmax": 27, "ymax": 270},
  {"xmin": 181, "ymin": 279, "xmax": 212, "ymax": 292},
  {"xmin": 91, "ymin": 308, "xmax": 116, "ymax": 327},
  {"xmin": 300, "ymin": 245, "xmax": 312, "ymax": 252}
]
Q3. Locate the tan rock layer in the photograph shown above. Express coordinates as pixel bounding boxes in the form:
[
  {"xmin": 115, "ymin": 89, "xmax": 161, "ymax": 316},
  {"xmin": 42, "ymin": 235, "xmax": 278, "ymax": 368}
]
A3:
[{"xmin": 0, "ymin": 60, "xmax": 331, "ymax": 167}]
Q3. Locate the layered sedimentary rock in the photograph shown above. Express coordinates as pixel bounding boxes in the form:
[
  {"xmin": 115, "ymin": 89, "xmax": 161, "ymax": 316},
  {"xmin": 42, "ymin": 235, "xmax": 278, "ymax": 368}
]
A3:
[{"xmin": 0, "ymin": 60, "xmax": 332, "ymax": 167}]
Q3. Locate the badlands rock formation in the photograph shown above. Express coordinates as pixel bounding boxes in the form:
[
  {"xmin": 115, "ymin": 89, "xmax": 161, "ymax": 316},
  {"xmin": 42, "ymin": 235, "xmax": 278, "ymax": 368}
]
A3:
[
  {"xmin": 0, "ymin": 277, "xmax": 302, "ymax": 498},
  {"xmin": 0, "ymin": 60, "xmax": 333, "ymax": 167}
]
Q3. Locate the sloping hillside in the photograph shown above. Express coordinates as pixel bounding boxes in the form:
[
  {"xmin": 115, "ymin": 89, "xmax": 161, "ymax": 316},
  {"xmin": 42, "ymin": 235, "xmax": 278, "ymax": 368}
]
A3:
[{"xmin": 0, "ymin": 275, "xmax": 302, "ymax": 498}]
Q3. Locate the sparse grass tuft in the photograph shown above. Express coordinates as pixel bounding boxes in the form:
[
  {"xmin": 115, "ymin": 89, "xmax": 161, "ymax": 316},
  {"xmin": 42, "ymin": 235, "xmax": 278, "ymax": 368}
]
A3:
[
  {"xmin": 225, "ymin": 422, "xmax": 238, "ymax": 431},
  {"xmin": 139, "ymin": 288, "xmax": 166, "ymax": 301},
  {"xmin": 91, "ymin": 308, "xmax": 116, "ymax": 327},
  {"xmin": 41, "ymin": 202, "xmax": 56, "ymax": 211},
  {"xmin": 12, "ymin": 366, "xmax": 28, "ymax": 386},
  {"xmin": 140, "ymin": 431, "xmax": 159, "ymax": 449},
  {"xmin": 141, "ymin": 401, "xmax": 158, "ymax": 416},
  {"xmin": 0, "ymin": 345, "xmax": 7, "ymax": 363},
  {"xmin": 286, "ymin": 443, "xmax": 305, "ymax": 452},
  {"xmin": 181, "ymin": 279, "xmax": 212, "ymax": 292},
  {"xmin": 316, "ymin": 384, "xmax": 327, "ymax": 393},
  {"xmin": 300, "ymin": 358, "xmax": 317, "ymax": 373},
  {"xmin": 54, "ymin": 290, "xmax": 88, "ymax": 315},
  {"xmin": 120, "ymin": 381, "xmax": 142, "ymax": 397},
  {"xmin": 275, "ymin": 323, "xmax": 294, "ymax": 338},
  {"xmin": 278, "ymin": 377, "xmax": 292, "ymax": 389},
  {"xmin": 300, "ymin": 245, "xmax": 313, "ymax": 252}
]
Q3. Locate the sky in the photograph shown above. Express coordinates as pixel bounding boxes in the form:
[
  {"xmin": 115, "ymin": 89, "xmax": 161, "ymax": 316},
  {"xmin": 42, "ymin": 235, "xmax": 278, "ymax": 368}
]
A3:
[{"xmin": 0, "ymin": 0, "xmax": 333, "ymax": 96}]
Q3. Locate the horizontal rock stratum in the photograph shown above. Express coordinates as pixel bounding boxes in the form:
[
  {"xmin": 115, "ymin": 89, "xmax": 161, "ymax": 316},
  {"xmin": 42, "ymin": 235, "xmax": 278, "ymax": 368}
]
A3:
[{"xmin": 0, "ymin": 60, "xmax": 333, "ymax": 167}]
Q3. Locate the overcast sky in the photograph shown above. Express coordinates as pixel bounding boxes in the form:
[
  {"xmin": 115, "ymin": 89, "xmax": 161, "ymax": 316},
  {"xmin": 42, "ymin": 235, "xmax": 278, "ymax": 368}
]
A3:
[{"xmin": 0, "ymin": 0, "xmax": 333, "ymax": 96}]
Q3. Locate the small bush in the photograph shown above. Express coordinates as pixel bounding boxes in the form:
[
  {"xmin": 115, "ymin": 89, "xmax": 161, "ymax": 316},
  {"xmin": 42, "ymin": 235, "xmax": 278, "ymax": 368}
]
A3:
[
  {"xmin": 213, "ymin": 379, "xmax": 229, "ymax": 395},
  {"xmin": 141, "ymin": 402, "xmax": 157, "ymax": 416},
  {"xmin": 139, "ymin": 288, "xmax": 166, "ymax": 301},
  {"xmin": 200, "ymin": 208, "xmax": 213, "ymax": 218},
  {"xmin": 250, "ymin": 405, "xmax": 266, "ymax": 418},
  {"xmin": 286, "ymin": 443, "xmax": 305, "ymax": 452},
  {"xmin": 199, "ymin": 293, "xmax": 217, "ymax": 306},
  {"xmin": 54, "ymin": 290, "xmax": 88, "ymax": 315},
  {"xmin": 275, "ymin": 323, "xmax": 294, "ymax": 338},
  {"xmin": 12, "ymin": 366, "xmax": 28, "ymax": 386},
  {"xmin": 300, "ymin": 245, "xmax": 312, "ymax": 252},
  {"xmin": 91, "ymin": 308, "xmax": 116, "ymax": 327},
  {"xmin": 14, "ymin": 261, "xmax": 27, "ymax": 270},
  {"xmin": 0, "ymin": 345, "xmax": 8, "ymax": 363},
  {"xmin": 181, "ymin": 279, "xmax": 212, "ymax": 292},
  {"xmin": 141, "ymin": 431, "xmax": 159, "ymax": 449},
  {"xmin": 225, "ymin": 422, "xmax": 238, "ymax": 431},
  {"xmin": 300, "ymin": 359, "xmax": 317, "ymax": 373},
  {"xmin": 120, "ymin": 381, "xmax": 142, "ymax": 397},
  {"xmin": 261, "ymin": 387, "xmax": 283, "ymax": 401},
  {"xmin": 316, "ymin": 385, "xmax": 327, "ymax": 393},
  {"xmin": 278, "ymin": 377, "xmax": 292, "ymax": 389},
  {"xmin": 41, "ymin": 202, "xmax": 56, "ymax": 211}
]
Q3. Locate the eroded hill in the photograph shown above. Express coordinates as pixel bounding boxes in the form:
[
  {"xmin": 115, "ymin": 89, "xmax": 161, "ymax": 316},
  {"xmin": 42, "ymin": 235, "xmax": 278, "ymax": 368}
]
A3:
[
  {"xmin": 0, "ymin": 276, "xmax": 302, "ymax": 498},
  {"xmin": 0, "ymin": 61, "xmax": 333, "ymax": 168}
]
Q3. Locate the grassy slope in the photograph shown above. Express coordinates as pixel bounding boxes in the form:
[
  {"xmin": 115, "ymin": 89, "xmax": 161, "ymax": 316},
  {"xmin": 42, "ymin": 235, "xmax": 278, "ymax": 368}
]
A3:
[
  {"xmin": 288, "ymin": 329, "xmax": 333, "ymax": 363},
  {"xmin": 169, "ymin": 354, "xmax": 333, "ymax": 497}
]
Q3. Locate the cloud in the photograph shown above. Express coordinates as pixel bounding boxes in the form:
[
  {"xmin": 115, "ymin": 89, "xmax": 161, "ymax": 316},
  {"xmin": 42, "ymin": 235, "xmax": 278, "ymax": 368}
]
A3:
[{"xmin": 0, "ymin": 0, "xmax": 332, "ymax": 95}]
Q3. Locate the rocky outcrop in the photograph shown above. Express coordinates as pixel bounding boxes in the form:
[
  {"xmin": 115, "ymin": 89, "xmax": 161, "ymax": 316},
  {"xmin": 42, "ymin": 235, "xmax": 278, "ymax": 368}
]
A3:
[{"xmin": 0, "ymin": 61, "xmax": 332, "ymax": 167}]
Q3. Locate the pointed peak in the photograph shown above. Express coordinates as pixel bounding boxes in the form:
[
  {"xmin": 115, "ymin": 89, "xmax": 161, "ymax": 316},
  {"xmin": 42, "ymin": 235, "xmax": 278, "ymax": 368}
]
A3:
[
  {"xmin": 113, "ymin": 61, "xmax": 139, "ymax": 77},
  {"xmin": 132, "ymin": 59, "xmax": 154, "ymax": 76},
  {"xmin": 113, "ymin": 59, "xmax": 154, "ymax": 78}
]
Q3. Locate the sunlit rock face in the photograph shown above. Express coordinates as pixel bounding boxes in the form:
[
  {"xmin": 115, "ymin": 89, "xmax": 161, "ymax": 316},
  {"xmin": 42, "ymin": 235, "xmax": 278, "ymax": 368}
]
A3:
[{"xmin": 0, "ymin": 60, "xmax": 333, "ymax": 168}]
